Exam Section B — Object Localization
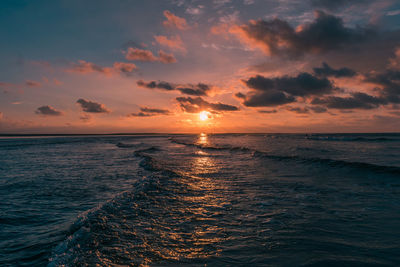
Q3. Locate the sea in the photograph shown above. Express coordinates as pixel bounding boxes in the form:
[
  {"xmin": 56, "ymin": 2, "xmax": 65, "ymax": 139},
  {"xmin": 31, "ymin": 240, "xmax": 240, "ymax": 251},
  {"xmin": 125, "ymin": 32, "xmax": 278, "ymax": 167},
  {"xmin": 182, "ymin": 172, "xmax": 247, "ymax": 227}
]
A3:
[{"xmin": 0, "ymin": 133, "xmax": 400, "ymax": 266}]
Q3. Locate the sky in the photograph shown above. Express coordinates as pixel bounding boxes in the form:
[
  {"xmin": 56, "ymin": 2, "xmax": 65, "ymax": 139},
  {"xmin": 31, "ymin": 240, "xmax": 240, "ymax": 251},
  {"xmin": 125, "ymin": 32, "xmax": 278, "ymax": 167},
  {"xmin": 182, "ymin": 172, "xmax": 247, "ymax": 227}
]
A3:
[{"xmin": 1, "ymin": 0, "xmax": 400, "ymax": 133}]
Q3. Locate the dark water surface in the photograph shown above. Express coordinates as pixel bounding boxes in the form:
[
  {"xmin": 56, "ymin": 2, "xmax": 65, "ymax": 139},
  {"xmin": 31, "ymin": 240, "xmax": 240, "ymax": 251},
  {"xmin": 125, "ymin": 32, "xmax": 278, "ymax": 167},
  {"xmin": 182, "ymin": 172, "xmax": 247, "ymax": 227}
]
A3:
[{"xmin": 0, "ymin": 133, "xmax": 399, "ymax": 266}]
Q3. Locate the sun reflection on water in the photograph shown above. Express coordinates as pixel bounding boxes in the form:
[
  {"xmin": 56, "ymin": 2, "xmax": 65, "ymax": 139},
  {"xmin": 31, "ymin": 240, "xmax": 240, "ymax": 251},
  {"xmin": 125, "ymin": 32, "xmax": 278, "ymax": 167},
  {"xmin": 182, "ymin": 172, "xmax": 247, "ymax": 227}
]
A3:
[{"xmin": 197, "ymin": 132, "xmax": 208, "ymax": 146}]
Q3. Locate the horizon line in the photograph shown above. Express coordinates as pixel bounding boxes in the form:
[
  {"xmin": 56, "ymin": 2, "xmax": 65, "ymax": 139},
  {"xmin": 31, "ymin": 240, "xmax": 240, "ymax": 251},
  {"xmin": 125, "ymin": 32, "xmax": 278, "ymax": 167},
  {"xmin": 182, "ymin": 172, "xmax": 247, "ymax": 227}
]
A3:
[{"xmin": 1, "ymin": 132, "xmax": 400, "ymax": 137}]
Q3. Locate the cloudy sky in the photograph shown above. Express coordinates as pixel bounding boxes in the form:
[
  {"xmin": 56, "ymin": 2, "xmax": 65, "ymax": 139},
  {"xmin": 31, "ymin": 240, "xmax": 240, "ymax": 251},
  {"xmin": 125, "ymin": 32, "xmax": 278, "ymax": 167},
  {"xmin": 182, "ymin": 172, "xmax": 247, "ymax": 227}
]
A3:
[{"xmin": 1, "ymin": 0, "xmax": 400, "ymax": 133}]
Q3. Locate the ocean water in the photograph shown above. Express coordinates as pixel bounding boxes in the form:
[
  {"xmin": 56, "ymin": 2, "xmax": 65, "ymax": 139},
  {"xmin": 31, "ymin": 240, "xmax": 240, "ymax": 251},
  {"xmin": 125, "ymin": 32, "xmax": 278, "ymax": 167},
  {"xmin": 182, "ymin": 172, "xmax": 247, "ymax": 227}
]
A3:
[{"xmin": 0, "ymin": 133, "xmax": 400, "ymax": 266}]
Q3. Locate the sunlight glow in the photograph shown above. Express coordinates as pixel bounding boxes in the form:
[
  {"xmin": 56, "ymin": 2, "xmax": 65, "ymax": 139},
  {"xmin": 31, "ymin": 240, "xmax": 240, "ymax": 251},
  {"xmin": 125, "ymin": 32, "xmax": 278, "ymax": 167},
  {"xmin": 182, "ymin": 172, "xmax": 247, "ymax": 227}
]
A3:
[{"xmin": 199, "ymin": 111, "xmax": 210, "ymax": 121}]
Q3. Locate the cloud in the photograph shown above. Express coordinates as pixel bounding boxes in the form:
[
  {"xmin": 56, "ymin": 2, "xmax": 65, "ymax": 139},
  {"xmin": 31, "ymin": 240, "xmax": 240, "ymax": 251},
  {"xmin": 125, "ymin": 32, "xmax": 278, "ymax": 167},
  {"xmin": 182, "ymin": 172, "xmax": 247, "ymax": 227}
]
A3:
[
  {"xmin": 129, "ymin": 107, "xmax": 171, "ymax": 117},
  {"xmin": 310, "ymin": 0, "xmax": 371, "ymax": 10},
  {"xmin": 238, "ymin": 72, "xmax": 336, "ymax": 107},
  {"xmin": 0, "ymin": 82, "xmax": 16, "ymax": 87},
  {"xmin": 235, "ymin": 92, "xmax": 246, "ymax": 99},
  {"xmin": 163, "ymin": 10, "xmax": 189, "ymax": 30},
  {"xmin": 230, "ymin": 11, "xmax": 372, "ymax": 58},
  {"xmin": 387, "ymin": 9, "xmax": 400, "ymax": 16},
  {"xmin": 177, "ymin": 83, "xmax": 211, "ymax": 96},
  {"xmin": 286, "ymin": 106, "xmax": 310, "ymax": 114},
  {"xmin": 310, "ymin": 106, "xmax": 328, "ymax": 113},
  {"xmin": 313, "ymin": 62, "xmax": 356, "ymax": 78},
  {"xmin": 244, "ymin": 0, "xmax": 255, "ymax": 5},
  {"xmin": 125, "ymin": 48, "xmax": 177, "ymax": 63},
  {"xmin": 25, "ymin": 80, "xmax": 42, "ymax": 87},
  {"xmin": 0, "ymin": 112, "xmax": 3, "ymax": 120},
  {"xmin": 113, "ymin": 62, "xmax": 137, "ymax": 73},
  {"xmin": 154, "ymin": 35, "xmax": 186, "ymax": 53},
  {"xmin": 365, "ymin": 69, "xmax": 400, "ymax": 103},
  {"xmin": 158, "ymin": 50, "xmax": 177, "ymax": 63},
  {"xmin": 311, "ymin": 92, "xmax": 387, "ymax": 109},
  {"xmin": 35, "ymin": 105, "xmax": 63, "ymax": 116},
  {"xmin": 176, "ymin": 96, "xmax": 239, "ymax": 113},
  {"xmin": 258, "ymin": 109, "xmax": 277, "ymax": 114},
  {"xmin": 68, "ymin": 60, "xmax": 113, "ymax": 74},
  {"xmin": 68, "ymin": 60, "xmax": 137, "ymax": 76},
  {"xmin": 76, "ymin": 98, "xmax": 110, "ymax": 113},
  {"xmin": 244, "ymin": 73, "xmax": 334, "ymax": 97},
  {"xmin": 137, "ymin": 80, "xmax": 211, "ymax": 96},
  {"xmin": 137, "ymin": 80, "xmax": 174, "ymax": 91},
  {"xmin": 125, "ymin": 48, "xmax": 158, "ymax": 61},
  {"xmin": 241, "ymin": 90, "xmax": 296, "ymax": 107},
  {"xmin": 80, "ymin": 114, "xmax": 91, "ymax": 122},
  {"xmin": 186, "ymin": 5, "xmax": 204, "ymax": 15},
  {"xmin": 389, "ymin": 47, "xmax": 400, "ymax": 69}
]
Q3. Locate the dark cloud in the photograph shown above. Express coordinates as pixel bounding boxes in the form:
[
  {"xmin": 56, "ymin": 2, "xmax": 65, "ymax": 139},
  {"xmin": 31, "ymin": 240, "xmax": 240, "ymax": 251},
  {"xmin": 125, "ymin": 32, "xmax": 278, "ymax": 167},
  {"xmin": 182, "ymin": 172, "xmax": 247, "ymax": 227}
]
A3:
[
  {"xmin": 242, "ymin": 90, "xmax": 296, "ymax": 107},
  {"xmin": 177, "ymin": 83, "xmax": 210, "ymax": 96},
  {"xmin": 313, "ymin": 62, "xmax": 356, "ymax": 78},
  {"xmin": 233, "ymin": 11, "xmax": 372, "ymax": 58},
  {"xmin": 286, "ymin": 106, "xmax": 310, "ymax": 114},
  {"xmin": 239, "ymin": 72, "xmax": 334, "ymax": 107},
  {"xmin": 365, "ymin": 70, "xmax": 400, "ymax": 103},
  {"xmin": 137, "ymin": 80, "xmax": 211, "ymax": 96},
  {"xmin": 140, "ymin": 107, "xmax": 171, "ymax": 114},
  {"xmin": 35, "ymin": 105, "xmax": 63, "ymax": 116},
  {"xmin": 76, "ymin": 98, "xmax": 110, "ymax": 113},
  {"xmin": 129, "ymin": 107, "xmax": 171, "ymax": 117},
  {"xmin": 137, "ymin": 80, "xmax": 175, "ymax": 91},
  {"xmin": 176, "ymin": 96, "xmax": 239, "ymax": 113},
  {"xmin": 235, "ymin": 92, "xmax": 246, "ymax": 99},
  {"xmin": 258, "ymin": 109, "xmax": 277, "ymax": 114},
  {"xmin": 311, "ymin": 92, "xmax": 387, "ymax": 109},
  {"xmin": 244, "ymin": 73, "xmax": 334, "ymax": 97},
  {"xmin": 310, "ymin": 106, "xmax": 328, "ymax": 113}
]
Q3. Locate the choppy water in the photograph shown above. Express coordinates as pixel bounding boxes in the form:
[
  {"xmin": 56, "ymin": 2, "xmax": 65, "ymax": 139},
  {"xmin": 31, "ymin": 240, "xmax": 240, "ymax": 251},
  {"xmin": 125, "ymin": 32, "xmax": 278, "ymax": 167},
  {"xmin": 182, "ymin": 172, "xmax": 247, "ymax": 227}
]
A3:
[{"xmin": 1, "ymin": 133, "xmax": 400, "ymax": 266}]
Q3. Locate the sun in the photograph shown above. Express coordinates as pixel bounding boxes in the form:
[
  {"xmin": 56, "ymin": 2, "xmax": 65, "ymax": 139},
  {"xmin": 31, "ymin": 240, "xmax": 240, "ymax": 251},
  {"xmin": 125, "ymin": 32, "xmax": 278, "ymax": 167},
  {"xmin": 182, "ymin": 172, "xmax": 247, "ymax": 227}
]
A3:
[{"xmin": 199, "ymin": 111, "xmax": 209, "ymax": 121}]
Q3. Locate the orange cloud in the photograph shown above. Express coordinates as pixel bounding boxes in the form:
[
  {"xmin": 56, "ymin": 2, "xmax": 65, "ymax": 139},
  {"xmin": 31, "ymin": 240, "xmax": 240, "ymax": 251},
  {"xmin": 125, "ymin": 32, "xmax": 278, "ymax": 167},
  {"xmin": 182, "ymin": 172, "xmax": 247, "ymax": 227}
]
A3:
[
  {"xmin": 113, "ymin": 62, "xmax": 137, "ymax": 73},
  {"xmin": 125, "ymin": 48, "xmax": 158, "ymax": 61},
  {"xmin": 158, "ymin": 50, "xmax": 177, "ymax": 64},
  {"xmin": 154, "ymin": 35, "xmax": 186, "ymax": 53},
  {"xmin": 210, "ymin": 23, "xmax": 231, "ymax": 36},
  {"xmin": 68, "ymin": 60, "xmax": 113, "ymax": 75},
  {"xmin": 163, "ymin": 10, "xmax": 189, "ymax": 30},
  {"xmin": 67, "ymin": 60, "xmax": 136, "ymax": 76},
  {"xmin": 125, "ymin": 47, "xmax": 177, "ymax": 63}
]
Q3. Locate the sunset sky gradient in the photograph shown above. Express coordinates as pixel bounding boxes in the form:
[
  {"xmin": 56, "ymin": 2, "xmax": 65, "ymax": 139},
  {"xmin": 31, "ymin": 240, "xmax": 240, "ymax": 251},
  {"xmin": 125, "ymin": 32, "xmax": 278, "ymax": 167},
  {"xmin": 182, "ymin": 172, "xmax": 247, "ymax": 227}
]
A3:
[{"xmin": 1, "ymin": 0, "xmax": 400, "ymax": 133}]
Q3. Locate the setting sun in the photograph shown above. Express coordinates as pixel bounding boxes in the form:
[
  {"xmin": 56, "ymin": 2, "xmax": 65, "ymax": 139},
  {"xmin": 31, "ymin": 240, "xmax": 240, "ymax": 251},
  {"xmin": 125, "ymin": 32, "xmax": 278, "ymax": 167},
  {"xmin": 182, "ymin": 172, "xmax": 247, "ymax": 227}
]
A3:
[{"xmin": 199, "ymin": 111, "xmax": 210, "ymax": 121}]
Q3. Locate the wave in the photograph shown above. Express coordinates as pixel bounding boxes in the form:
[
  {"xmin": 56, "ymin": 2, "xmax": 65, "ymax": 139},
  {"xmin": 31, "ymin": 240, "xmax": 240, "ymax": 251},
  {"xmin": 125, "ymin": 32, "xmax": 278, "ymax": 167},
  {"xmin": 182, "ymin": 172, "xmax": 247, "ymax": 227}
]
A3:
[
  {"xmin": 252, "ymin": 151, "xmax": 400, "ymax": 175},
  {"xmin": 305, "ymin": 136, "xmax": 400, "ymax": 142},
  {"xmin": 171, "ymin": 139, "xmax": 252, "ymax": 153},
  {"xmin": 48, "ymin": 146, "xmax": 214, "ymax": 266},
  {"xmin": 115, "ymin": 142, "xmax": 142, "ymax": 148},
  {"xmin": 171, "ymin": 138, "xmax": 400, "ymax": 175},
  {"xmin": 0, "ymin": 138, "xmax": 99, "ymax": 149},
  {"xmin": 48, "ymin": 182, "xmax": 153, "ymax": 266}
]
